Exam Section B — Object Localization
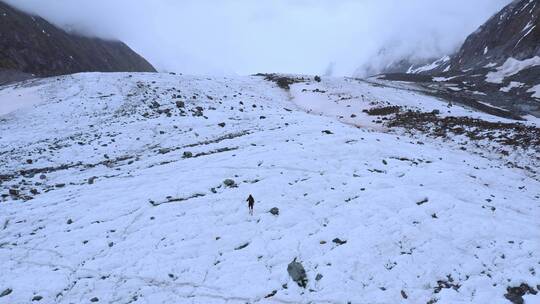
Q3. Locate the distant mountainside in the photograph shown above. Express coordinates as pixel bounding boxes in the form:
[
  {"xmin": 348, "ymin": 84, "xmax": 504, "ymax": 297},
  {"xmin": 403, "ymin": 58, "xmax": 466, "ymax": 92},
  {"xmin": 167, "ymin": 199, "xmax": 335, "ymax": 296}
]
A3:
[
  {"xmin": 446, "ymin": 0, "xmax": 539, "ymax": 72},
  {"xmin": 0, "ymin": 1, "xmax": 156, "ymax": 84},
  {"xmin": 377, "ymin": 0, "xmax": 540, "ymax": 118},
  {"xmin": 419, "ymin": 0, "xmax": 540, "ymax": 74}
]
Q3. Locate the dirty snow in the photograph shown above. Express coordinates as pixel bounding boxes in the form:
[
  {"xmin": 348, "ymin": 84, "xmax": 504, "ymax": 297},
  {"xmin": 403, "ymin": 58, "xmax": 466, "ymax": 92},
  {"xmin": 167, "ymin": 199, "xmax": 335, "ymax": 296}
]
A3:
[
  {"xmin": 407, "ymin": 56, "xmax": 450, "ymax": 74},
  {"xmin": 0, "ymin": 73, "xmax": 539, "ymax": 304},
  {"xmin": 486, "ymin": 56, "xmax": 540, "ymax": 83},
  {"xmin": 528, "ymin": 84, "xmax": 540, "ymax": 99},
  {"xmin": 500, "ymin": 81, "xmax": 524, "ymax": 93}
]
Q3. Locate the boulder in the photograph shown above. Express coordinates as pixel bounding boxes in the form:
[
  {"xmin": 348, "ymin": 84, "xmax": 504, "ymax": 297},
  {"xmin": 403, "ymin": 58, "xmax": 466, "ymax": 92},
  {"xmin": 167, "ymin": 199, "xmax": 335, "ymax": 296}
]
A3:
[
  {"xmin": 287, "ymin": 259, "xmax": 308, "ymax": 288},
  {"xmin": 269, "ymin": 207, "xmax": 279, "ymax": 216}
]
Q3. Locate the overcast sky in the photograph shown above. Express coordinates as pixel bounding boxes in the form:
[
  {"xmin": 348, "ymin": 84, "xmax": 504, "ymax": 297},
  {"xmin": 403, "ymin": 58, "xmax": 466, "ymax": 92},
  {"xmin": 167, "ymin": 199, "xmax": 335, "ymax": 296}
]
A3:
[{"xmin": 6, "ymin": 0, "xmax": 511, "ymax": 76}]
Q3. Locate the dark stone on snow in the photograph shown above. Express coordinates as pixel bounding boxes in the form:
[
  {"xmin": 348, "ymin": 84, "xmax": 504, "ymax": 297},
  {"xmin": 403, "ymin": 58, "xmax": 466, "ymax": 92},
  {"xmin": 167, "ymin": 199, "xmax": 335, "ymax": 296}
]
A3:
[
  {"xmin": 322, "ymin": 130, "xmax": 333, "ymax": 135},
  {"xmin": 265, "ymin": 290, "xmax": 277, "ymax": 298},
  {"xmin": 183, "ymin": 151, "xmax": 193, "ymax": 158},
  {"xmin": 416, "ymin": 198, "xmax": 429, "ymax": 205},
  {"xmin": 88, "ymin": 176, "xmax": 97, "ymax": 184},
  {"xmin": 218, "ymin": 122, "xmax": 226, "ymax": 127},
  {"xmin": 364, "ymin": 106, "xmax": 401, "ymax": 116},
  {"xmin": 287, "ymin": 258, "xmax": 308, "ymax": 288},
  {"xmin": 401, "ymin": 290, "xmax": 408, "ymax": 299},
  {"xmin": 332, "ymin": 238, "xmax": 347, "ymax": 245},
  {"xmin": 269, "ymin": 207, "xmax": 279, "ymax": 216},
  {"xmin": 223, "ymin": 179, "xmax": 236, "ymax": 187},
  {"xmin": 32, "ymin": 295, "xmax": 43, "ymax": 301},
  {"xmin": 504, "ymin": 283, "xmax": 538, "ymax": 304},
  {"xmin": 234, "ymin": 242, "xmax": 249, "ymax": 250},
  {"xmin": 315, "ymin": 273, "xmax": 323, "ymax": 281},
  {"xmin": 0, "ymin": 288, "xmax": 12, "ymax": 297},
  {"xmin": 90, "ymin": 297, "xmax": 99, "ymax": 302}
]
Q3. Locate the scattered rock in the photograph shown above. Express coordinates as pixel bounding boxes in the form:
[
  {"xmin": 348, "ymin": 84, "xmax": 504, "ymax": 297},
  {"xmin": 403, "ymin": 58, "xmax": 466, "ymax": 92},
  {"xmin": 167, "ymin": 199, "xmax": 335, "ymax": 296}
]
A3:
[
  {"xmin": 26, "ymin": 159, "xmax": 33, "ymax": 164},
  {"xmin": 183, "ymin": 151, "xmax": 193, "ymax": 158},
  {"xmin": 401, "ymin": 290, "xmax": 408, "ymax": 299},
  {"xmin": 223, "ymin": 179, "xmax": 236, "ymax": 188},
  {"xmin": 504, "ymin": 283, "xmax": 537, "ymax": 304},
  {"xmin": 0, "ymin": 288, "xmax": 12, "ymax": 297},
  {"xmin": 287, "ymin": 258, "xmax": 308, "ymax": 288},
  {"xmin": 416, "ymin": 198, "xmax": 429, "ymax": 205},
  {"xmin": 175, "ymin": 100, "xmax": 185, "ymax": 108},
  {"xmin": 218, "ymin": 122, "xmax": 226, "ymax": 127},
  {"xmin": 434, "ymin": 275, "xmax": 461, "ymax": 294},
  {"xmin": 234, "ymin": 242, "xmax": 249, "ymax": 250},
  {"xmin": 32, "ymin": 295, "xmax": 43, "ymax": 301},
  {"xmin": 88, "ymin": 176, "xmax": 97, "ymax": 184},
  {"xmin": 387, "ymin": 111, "xmax": 539, "ymax": 150},
  {"xmin": 364, "ymin": 106, "xmax": 401, "ymax": 116},
  {"xmin": 322, "ymin": 130, "xmax": 333, "ymax": 135},
  {"xmin": 192, "ymin": 106, "xmax": 204, "ymax": 117},
  {"xmin": 265, "ymin": 290, "xmax": 277, "ymax": 298},
  {"xmin": 314, "ymin": 75, "xmax": 321, "ymax": 82},
  {"xmin": 66, "ymin": 219, "xmax": 73, "ymax": 225},
  {"xmin": 269, "ymin": 207, "xmax": 279, "ymax": 216},
  {"xmin": 90, "ymin": 297, "xmax": 99, "ymax": 302},
  {"xmin": 315, "ymin": 273, "xmax": 323, "ymax": 281},
  {"xmin": 8, "ymin": 189, "xmax": 19, "ymax": 196},
  {"xmin": 332, "ymin": 238, "xmax": 347, "ymax": 245}
]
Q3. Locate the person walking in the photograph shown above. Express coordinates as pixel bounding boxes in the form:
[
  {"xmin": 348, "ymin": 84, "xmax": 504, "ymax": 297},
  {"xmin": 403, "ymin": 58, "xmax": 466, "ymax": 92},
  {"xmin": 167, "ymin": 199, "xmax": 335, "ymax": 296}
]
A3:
[{"xmin": 246, "ymin": 194, "xmax": 255, "ymax": 215}]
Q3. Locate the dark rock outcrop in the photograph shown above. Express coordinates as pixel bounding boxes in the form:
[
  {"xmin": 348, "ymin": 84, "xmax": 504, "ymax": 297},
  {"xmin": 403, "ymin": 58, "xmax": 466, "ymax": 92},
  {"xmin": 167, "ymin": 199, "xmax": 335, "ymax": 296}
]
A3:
[{"xmin": 0, "ymin": 1, "xmax": 156, "ymax": 84}]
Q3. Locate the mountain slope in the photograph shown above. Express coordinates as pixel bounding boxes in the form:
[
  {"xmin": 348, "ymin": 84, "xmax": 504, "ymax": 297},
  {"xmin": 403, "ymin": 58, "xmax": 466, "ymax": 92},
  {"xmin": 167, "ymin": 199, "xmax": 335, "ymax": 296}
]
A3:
[
  {"xmin": 377, "ymin": 0, "xmax": 540, "ymax": 118},
  {"xmin": 0, "ymin": 72, "xmax": 538, "ymax": 303},
  {"xmin": 448, "ymin": 0, "xmax": 539, "ymax": 72},
  {"xmin": 0, "ymin": 1, "xmax": 156, "ymax": 83}
]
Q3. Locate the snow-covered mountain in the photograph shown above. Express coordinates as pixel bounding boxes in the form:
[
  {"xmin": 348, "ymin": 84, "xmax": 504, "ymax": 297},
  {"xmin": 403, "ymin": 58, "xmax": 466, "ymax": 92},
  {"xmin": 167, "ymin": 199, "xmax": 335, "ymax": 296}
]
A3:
[
  {"xmin": 407, "ymin": 0, "xmax": 539, "ymax": 74},
  {"xmin": 0, "ymin": 1, "xmax": 156, "ymax": 85},
  {"xmin": 379, "ymin": 0, "xmax": 540, "ymax": 118},
  {"xmin": 0, "ymin": 72, "xmax": 539, "ymax": 303},
  {"xmin": 447, "ymin": 0, "xmax": 539, "ymax": 72}
]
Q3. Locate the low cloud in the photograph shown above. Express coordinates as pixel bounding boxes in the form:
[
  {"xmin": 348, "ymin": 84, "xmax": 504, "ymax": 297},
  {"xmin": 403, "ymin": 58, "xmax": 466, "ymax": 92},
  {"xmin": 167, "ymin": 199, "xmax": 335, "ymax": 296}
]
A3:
[{"xmin": 5, "ymin": 0, "xmax": 511, "ymax": 76}]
